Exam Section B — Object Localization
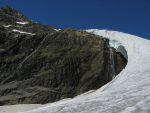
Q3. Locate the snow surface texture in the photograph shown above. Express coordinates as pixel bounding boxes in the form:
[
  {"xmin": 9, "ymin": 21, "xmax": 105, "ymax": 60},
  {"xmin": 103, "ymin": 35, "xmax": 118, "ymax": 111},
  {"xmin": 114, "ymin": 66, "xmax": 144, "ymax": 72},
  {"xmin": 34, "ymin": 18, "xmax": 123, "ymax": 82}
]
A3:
[
  {"xmin": 0, "ymin": 104, "xmax": 41, "ymax": 113},
  {"xmin": 0, "ymin": 29, "xmax": 150, "ymax": 113}
]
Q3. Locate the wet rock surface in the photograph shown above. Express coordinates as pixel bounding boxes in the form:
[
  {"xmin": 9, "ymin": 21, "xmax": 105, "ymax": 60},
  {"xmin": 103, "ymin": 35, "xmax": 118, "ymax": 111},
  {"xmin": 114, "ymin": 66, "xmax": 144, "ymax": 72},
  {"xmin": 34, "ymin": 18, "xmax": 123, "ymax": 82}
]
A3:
[{"xmin": 0, "ymin": 7, "xmax": 127, "ymax": 105}]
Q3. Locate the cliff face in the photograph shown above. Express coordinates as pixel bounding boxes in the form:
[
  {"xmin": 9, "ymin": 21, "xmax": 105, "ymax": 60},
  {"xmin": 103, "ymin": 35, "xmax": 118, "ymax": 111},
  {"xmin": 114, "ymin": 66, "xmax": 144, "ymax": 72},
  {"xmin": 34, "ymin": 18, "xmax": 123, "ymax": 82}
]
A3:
[{"xmin": 0, "ymin": 7, "xmax": 127, "ymax": 105}]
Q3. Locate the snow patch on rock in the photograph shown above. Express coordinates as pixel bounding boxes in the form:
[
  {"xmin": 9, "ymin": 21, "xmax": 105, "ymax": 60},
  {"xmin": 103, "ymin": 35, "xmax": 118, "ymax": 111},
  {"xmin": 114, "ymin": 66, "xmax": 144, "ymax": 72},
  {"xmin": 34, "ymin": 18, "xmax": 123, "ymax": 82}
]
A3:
[
  {"xmin": 12, "ymin": 29, "xmax": 35, "ymax": 35},
  {"xmin": 54, "ymin": 28, "xmax": 61, "ymax": 31},
  {"xmin": 2, "ymin": 25, "xmax": 12, "ymax": 28},
  {"xmin": 16, "ymin": 21, "xmax": 29, "ymax": 25}
]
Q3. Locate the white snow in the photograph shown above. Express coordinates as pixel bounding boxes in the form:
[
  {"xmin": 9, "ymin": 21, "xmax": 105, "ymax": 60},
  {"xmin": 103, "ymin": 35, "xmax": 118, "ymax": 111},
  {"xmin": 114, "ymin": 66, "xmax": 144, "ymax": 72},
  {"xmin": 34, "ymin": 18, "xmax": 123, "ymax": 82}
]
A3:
[
  {"xmin": 0, "ymin": 104, "xmax": 41, "ymax": 113},
  {"xmin": 87, "ymin": 29, "xmax": 128, "ymax": 59},
  {"xmin": 16, "ymin": 22, "xmax": 29, "ymax": 25},
  {"xmin": 0, "ymin": 29, "xmax": 150, "ymax": 113},
  {"xmin": 54, "ymin": 28, "xmax": 61, "ymax": 31},
  {"xmin": 2, "ymin": 25, "xmax": 12, "ymax": 28},
  {"xmin": 109, "ymin": 40, "xmax": 121, "ymax": 50},
  {"xmin": 12, "ymin": 29, "xmax": 35, "ymax": 35}
]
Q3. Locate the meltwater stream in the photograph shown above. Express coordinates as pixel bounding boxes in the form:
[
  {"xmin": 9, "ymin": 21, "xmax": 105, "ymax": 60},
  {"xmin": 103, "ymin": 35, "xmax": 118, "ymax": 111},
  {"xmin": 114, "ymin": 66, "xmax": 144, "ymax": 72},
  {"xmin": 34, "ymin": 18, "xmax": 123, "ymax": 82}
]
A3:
[{"xmin": 109, "ymin": 47, "xmax": 116, "ymax": 79}]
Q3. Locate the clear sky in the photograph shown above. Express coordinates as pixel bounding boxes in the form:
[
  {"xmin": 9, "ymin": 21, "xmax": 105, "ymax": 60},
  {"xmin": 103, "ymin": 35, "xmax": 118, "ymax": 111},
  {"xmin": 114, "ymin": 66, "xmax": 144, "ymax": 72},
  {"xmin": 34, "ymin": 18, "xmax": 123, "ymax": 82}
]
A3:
[{"xmin": 0, "ymin": 0, "xmax": 150, "ymax": 39}]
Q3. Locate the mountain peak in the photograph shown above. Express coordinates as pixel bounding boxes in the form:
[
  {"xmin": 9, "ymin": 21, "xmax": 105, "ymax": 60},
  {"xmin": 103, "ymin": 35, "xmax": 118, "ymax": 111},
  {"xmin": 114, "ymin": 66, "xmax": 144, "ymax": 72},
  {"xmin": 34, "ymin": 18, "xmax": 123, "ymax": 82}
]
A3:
[
  {"xmin": 0, "ymin": 6, "xmax": 29, "ymax": 24},
  {"xmin": 0, "ymin": 6, "xmax": 56, "ymax": 34},
  {"xmin": 0, "ymin": 6, "xmax": 18, "ymax": 14}
]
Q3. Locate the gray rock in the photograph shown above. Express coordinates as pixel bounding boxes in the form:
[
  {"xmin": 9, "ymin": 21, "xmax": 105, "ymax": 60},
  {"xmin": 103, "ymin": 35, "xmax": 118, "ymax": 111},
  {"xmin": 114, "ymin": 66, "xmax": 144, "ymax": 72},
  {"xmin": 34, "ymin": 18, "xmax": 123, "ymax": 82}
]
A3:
[{"xmin": 0, "ymin": 7, "xmax": 127, "ymax": 105}]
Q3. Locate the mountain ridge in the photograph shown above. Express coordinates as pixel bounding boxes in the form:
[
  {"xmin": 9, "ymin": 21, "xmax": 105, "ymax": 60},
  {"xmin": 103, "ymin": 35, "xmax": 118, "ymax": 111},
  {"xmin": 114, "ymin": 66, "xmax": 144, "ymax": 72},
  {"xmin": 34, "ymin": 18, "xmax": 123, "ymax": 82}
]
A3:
[{"xmin": 0, "ymin": 7, "xmax": 127, "ymax": 105}]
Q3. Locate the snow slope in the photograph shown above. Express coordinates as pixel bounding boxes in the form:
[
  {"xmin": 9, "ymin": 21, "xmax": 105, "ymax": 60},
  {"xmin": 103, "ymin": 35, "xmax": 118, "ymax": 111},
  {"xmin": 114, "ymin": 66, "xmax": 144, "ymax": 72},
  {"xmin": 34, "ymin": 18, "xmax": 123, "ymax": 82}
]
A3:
[
  {"xmin": 0, "ymin": 104, "xmax": 41, "ymax": 113},
  {"xmin": 1, "ymin": 29, "xmax": 150, "ymax": 113}
]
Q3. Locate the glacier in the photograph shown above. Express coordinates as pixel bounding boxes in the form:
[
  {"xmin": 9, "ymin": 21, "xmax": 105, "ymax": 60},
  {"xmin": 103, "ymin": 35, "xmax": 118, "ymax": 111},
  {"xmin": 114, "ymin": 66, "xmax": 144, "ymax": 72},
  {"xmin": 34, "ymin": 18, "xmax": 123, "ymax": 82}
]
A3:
[{"xmin": 0, "ymin": 29, "xmax": 150, "ymax": 113}]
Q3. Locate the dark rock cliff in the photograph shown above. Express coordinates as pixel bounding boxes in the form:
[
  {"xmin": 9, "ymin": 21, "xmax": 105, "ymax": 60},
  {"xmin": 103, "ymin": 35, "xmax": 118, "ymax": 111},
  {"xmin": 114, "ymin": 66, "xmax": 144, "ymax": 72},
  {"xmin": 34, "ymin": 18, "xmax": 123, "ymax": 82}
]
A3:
[{"xmin": 0, "ymin": 7, "xmax": 127, "ymax": 105}]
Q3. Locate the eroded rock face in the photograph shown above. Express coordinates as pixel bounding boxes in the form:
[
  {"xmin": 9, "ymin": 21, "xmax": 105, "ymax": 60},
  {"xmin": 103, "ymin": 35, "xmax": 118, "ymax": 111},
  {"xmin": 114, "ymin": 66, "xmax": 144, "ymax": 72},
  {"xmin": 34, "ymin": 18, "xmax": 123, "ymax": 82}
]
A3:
[{"xmin": 0, "ymin": 7, "xmax": 127, "ymax": 105}]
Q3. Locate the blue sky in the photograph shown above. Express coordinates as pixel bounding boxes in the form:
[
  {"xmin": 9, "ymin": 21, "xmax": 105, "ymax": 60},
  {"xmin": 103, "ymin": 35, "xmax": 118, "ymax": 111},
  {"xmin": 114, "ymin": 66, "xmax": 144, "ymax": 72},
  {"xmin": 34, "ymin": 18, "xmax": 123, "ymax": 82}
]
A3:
[{"xmin": 0, "ymin": 0, "xmax": 150, "ymax": 39}]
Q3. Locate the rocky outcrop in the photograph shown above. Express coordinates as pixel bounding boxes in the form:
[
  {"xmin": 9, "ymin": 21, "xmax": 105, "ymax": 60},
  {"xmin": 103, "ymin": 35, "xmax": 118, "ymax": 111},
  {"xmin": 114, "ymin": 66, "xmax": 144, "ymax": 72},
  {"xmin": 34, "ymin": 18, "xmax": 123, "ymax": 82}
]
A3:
[{"xmin": 0, "ymin": 7, "xmax": 127, "ymax": 105}]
